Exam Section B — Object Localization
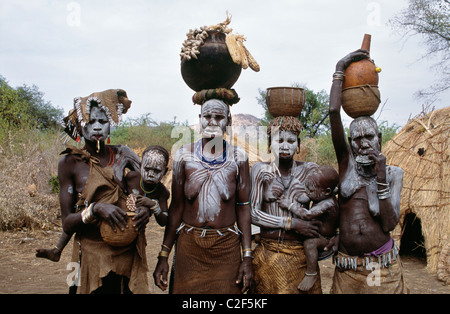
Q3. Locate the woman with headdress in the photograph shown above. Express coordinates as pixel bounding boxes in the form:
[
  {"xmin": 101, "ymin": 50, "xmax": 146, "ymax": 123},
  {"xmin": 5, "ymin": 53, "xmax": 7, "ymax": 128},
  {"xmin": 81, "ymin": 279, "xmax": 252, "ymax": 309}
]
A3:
[
  {"xmin": 249, "ymin": 115, "xmax": 323, "ymax": 294},
  {"xmin": 153, "ymin": 15, "xmax": 256, "ymax": 294},
  {"xmin": 153, "ymin": 95, "xmax": 253, "ymax": 294},
  {"xmin": 50, "ymin": 89, "xmax": 150, "ymax": 294}
]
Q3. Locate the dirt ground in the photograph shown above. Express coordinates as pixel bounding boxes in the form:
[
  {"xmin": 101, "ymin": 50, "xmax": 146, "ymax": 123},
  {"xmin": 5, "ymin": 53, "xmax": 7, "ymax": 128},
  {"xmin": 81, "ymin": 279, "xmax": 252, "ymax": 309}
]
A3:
[{"xmin": 0, "ymin": 219, "xmax": 448, "ymax": 294}]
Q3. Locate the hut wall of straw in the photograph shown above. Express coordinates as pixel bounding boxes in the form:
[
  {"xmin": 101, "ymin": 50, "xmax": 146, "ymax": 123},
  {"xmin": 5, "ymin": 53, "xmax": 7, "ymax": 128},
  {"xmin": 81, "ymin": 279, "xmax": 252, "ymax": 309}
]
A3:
[{"xmin": 384, "ymin": 107, "xmax": 450, "ymax": 284}]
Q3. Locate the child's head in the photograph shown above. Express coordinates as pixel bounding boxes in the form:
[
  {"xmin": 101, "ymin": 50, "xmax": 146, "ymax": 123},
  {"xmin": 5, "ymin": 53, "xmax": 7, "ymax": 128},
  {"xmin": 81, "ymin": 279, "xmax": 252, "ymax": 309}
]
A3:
[
  {"xmin": 304, "ymin": 165, "xmax": 339, "ymax": 202},
  {"xmin": 141, "ymin": 145, "xmax": 170, "ymax": 185}
]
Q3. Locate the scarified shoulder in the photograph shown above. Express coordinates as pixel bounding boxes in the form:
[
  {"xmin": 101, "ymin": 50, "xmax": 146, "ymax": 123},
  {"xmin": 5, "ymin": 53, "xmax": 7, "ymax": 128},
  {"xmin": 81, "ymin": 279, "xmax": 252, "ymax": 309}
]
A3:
[{"xmin": 251, "ymin": 161, "xmax": 271, "ymax": 175}]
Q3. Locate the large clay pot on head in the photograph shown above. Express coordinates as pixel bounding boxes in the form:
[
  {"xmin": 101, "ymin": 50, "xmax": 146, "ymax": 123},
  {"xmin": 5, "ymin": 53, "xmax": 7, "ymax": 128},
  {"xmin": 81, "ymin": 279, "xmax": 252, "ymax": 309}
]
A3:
[
  {"xmin": 342, "ymin": 34, "xmax": 379, "ymax": 89},
  {"xmin": 181, "ymin": 31, "xmax": 242, "ymax": 92},
  {"xmin": 341, "ymin": 34, "xmax": 381, "ymax": 118}
]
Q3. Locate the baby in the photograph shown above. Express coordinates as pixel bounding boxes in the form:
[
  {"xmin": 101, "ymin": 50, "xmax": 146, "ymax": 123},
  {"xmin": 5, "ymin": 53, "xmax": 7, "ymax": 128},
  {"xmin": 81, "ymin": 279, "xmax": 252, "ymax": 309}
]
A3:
[
  {"xmin": 36, "ymin": 145, "xmax": 170, "ymax": 262},
  {"xmin": 278, "ymin": 165, "xmax": 339, "ymax": 291}
]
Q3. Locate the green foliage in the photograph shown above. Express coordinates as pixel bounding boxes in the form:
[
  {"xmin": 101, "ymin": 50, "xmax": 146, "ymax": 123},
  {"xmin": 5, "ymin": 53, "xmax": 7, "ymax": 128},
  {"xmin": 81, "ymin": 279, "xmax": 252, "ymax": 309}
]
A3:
[
  {"xmin": 257, "ymin": 83, "xmax": 330, "ymax": 138},
  {"xmin": 48, "ymin": 175, "xmax": 60, "ymax": 194},
  {"xmin": 301, "ymin": 131, "xmax": 336, "ymax": 168},
  {"xmin": 378, "ymin": 120, "xmax": 401, "ymax": 147},
  {"xmin": 111, "ymin": 113, "xmax": 192, "ymax": 152},
  {"xmin": 16, "ymin": 84, "xmax": 64, "ymax": 129},
  {"xmin": 0, "ymin": 76, "xmax": 63, "ymax": 153},
  {"xmin": 0, "ymin": 79, "xmax": 32, "ymax": 126}
]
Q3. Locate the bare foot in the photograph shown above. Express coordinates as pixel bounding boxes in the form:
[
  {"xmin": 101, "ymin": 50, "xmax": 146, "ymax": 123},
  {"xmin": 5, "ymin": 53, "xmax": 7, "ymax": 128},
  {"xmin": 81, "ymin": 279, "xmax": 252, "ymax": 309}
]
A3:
[
  {"xmin": 298, "ymin": 274, "xmax": 318, "ymax": 292},
  {"xmin": 35, "ymin": 247, "xmax": 61, "ymax": 262}
]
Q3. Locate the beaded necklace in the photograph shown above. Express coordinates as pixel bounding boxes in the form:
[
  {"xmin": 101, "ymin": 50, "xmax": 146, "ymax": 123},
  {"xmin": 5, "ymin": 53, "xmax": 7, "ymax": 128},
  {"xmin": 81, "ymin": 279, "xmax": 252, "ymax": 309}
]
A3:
[
  {"xmin": 194, "ymin": 139, "xmax": 228, "ymax": 169},
  {"xmin": 140, "ymin": 179, "xmax": 159, "ymax": 197},
  {"xmin": 85, "ymin": 145, "xmax": 114, "ymax": 167}
]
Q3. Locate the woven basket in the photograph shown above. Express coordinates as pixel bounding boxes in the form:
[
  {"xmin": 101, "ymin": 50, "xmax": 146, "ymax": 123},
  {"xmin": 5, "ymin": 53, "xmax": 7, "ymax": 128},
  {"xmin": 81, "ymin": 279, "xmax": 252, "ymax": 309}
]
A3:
[
  {"xmin": 100, "ymin": 212, "xmax": 138, "ymax": 247},
  {"xmin": 266, "ymin": 87, "xmax": 306, "ymax": 117},
  {"xmin": 341, "ymin": 85, "xmax": 381, "ymax": 118}
]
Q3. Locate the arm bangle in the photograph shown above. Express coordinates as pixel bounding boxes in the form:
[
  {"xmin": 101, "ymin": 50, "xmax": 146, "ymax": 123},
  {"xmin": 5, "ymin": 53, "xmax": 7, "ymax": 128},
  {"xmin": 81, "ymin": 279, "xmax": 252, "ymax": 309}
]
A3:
[
  {"xmin": 158, "ymin": 250, "xmax": 170, "ymax": 258},
  {"xmin": 333, "ymin": 71, "xmax": 345, "ymax": 81},
  {"xmin": 283, "ymin": 217, "xmax": 292, "ymax": 231},
  {"xmin": 243, "ymin": 250, "xmax": 254, "ymax": 259},
  {"xmin": 81, "ymin": 202, "xmax": 96, "ymax": 224}
]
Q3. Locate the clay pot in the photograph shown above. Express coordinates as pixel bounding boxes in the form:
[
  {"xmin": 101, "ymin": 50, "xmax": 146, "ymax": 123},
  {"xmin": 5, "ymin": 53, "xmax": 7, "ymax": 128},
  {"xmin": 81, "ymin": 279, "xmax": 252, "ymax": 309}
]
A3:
[
  {"xmin": 341, "ymin": 85, "xmax": 381, "ymax": 118},
  {"xmin": 100, "ymin": 212, "xmax": 138, "ymax": 247},
  {"xmin": 181, "ymin": 31, "xmax": 242, "ymax": 92},
  {"xmin": 342, "ymin": 34, "xmax": 379, "ymax": 89},
  {"xmin": 266, "ymin": 87, "xmax": 306, "ymax": 117}
]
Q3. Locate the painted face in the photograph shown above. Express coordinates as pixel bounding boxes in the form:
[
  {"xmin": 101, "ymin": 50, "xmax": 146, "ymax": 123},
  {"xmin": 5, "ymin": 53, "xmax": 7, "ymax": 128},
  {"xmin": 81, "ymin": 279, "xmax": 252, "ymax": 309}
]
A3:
[
  {"xmin": 349, "ymin": 119, "xmax": 380, "ymax": 164},
  {"xmin": 141, "ymin": 151, "xmax": 167, "ymax": 184},
  {"xmin": 81, "ymin": 106, "xmax": 110, "ymax": 143},
  {"xmin": 200, "ymin": 100, "xmax": 229, "ymax": 138},
  {"xmin": 270, "ymin": 130, "xmax": 298, "ymax": 161}
]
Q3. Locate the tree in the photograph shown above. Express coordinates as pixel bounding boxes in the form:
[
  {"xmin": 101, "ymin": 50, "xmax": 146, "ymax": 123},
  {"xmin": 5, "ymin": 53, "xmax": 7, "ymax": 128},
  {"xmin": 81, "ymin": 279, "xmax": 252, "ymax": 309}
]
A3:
[
  {"xmin": 389, "ymin": 0, "xmax": 450, "ymax": 100},
  {"xmin": 0, "ymin": 77, "xmax": 33, "ymax": 145},
  {"xmin": 110, "ymin": 113, "xmax": 191, "ymax": 152},
  {"xmin": 16, "ymin": 84, "xmax": 63, "ymax": 129},
  {"xmin": 0, "ymin": 76, "xmax": 63, "ymax": 130},
  {"xmin": 257, "ymin": 83, "xmax": 330, "ymax": 138}
]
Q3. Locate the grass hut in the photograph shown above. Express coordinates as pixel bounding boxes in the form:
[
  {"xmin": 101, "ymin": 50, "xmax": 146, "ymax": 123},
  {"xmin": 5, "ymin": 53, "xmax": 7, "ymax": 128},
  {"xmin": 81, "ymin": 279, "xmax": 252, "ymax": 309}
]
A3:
[{"xmin": 383, "ymin": 106, "xmax": 450, "ymax": 285}]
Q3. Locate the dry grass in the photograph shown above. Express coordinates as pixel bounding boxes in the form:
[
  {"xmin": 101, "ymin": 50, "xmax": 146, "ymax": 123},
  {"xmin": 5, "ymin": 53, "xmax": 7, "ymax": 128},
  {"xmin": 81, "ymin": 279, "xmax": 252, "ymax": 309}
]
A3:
[{"xmin": 0, "ymin": 131, "xmax": 61, "ymax": 231}]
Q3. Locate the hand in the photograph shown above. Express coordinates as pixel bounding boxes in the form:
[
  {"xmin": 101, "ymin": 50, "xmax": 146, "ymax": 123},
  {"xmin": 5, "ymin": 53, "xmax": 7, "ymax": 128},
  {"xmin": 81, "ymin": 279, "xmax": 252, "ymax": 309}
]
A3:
[
  {"xmin": 336, "ymin": 49, "xmax": 370, "ymax": 72},
  {"xmin": 324, "ymin": 234, "xmax": 339, "ymax": 253},
  {"xmin": 276, "ymin": 195, "xmax": 290, "ymax": 210},
  {"xmin": 236, "ymin": 258, "xmax": 253, "ymax": 293},
  {"xmin": 135, "ymin": 195, "xmax": 158, "ymax": 210},
  {"xmin": 132, "ymin": 206, "xmax": 150, "ymax": 232},
  {"xmin": 93, "ymin": 203, "xmax": 128, "ymax": 232},
  {"xmin": 366, "ymin": 150, "xmax": 387, "ymax": 181},
  {"xmin": 153, "ymin": 258, "xmax": 169, "ymax": 291},
  {"xmin": 291, "ymin": 217, "xmax": 321, "ymax": 238}
]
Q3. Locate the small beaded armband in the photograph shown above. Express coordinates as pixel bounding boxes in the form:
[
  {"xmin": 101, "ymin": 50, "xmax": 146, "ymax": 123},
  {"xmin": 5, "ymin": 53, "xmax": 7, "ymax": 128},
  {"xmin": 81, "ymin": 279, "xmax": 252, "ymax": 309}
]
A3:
[{"xmin": 236, "ymin": 201, "xmax": 250, "ymax": 206}]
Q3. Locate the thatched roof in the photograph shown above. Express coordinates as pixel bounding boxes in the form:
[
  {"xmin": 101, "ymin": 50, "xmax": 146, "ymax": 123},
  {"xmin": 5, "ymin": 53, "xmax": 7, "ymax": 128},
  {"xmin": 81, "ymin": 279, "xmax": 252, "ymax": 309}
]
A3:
[{"xmin": 383, "ymin": 106, "xmax": 450, "ymax": 284}]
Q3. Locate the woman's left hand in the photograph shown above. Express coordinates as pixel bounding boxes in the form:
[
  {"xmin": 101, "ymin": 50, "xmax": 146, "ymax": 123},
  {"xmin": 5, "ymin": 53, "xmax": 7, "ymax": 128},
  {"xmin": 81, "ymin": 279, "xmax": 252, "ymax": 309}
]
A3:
[{"xmin": 132, "ymin": 206, "xmax": 150, "ymax": 232}]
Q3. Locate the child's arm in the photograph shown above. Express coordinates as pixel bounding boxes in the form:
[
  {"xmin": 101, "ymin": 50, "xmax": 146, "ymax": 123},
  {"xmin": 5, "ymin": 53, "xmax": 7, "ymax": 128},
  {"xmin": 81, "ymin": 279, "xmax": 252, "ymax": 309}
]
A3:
[
  {"xmin": 301, "ymin": 198, "xmax": 335, "ymax": 220},
  {"xmin": 153, "ymin": 187, "xmax": 169, "ymax": 227},
  {"xmin": 277, "ymin": 196, "xmax": 309, "ymax": 219}
]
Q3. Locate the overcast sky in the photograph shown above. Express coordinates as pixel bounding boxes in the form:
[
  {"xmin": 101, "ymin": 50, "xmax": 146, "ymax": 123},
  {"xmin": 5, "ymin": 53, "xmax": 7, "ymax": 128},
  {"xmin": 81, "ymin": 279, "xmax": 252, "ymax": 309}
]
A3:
[{"xmin": 1, "ymin": 0, "xmax": 448, "ymax": 128}]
